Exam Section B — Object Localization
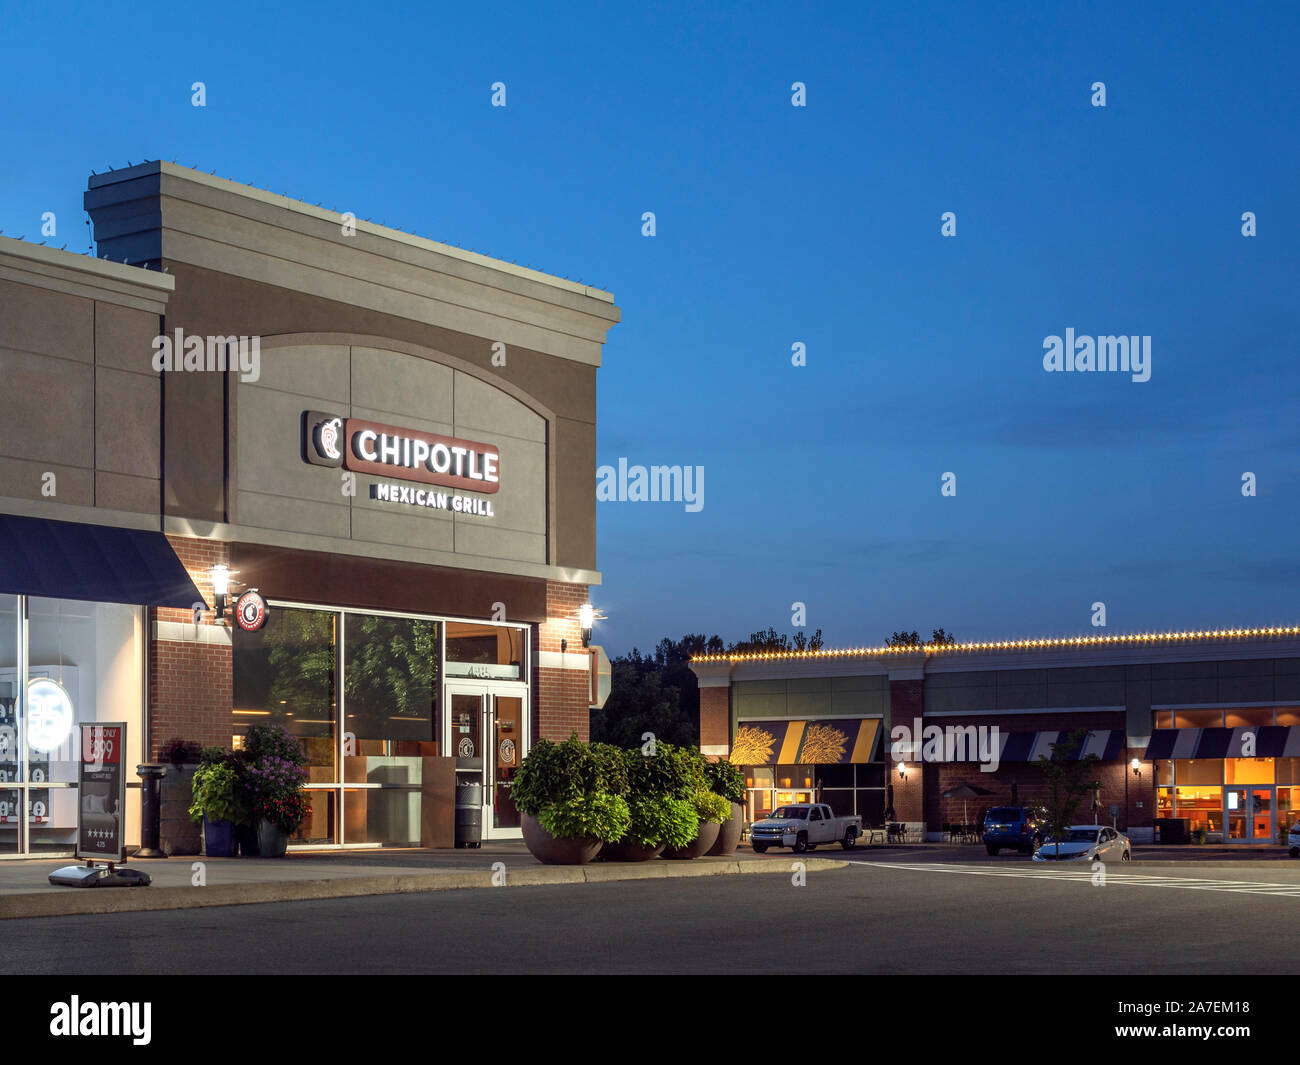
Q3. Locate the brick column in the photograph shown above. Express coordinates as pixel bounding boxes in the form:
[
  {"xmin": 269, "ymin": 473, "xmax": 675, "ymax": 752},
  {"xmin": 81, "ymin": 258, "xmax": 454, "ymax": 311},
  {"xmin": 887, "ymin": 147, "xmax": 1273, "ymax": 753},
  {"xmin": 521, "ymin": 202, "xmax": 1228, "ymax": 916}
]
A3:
[
  {"xmin": 535, "ymin": 580, "xmax": 591, "ymax": 742},
  {"xmin": 889, "ymin": 672, "xmax": 926, "ymax": 835},
  {"xmin": 151, "ymin": 536, "xmax": 233, "ymax": 853}
]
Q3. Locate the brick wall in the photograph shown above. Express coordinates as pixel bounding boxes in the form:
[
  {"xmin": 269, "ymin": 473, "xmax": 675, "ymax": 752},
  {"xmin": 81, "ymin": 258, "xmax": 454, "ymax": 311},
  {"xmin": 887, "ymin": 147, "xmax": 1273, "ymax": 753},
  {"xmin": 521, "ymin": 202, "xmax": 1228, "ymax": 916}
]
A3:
[
  {"xmin": 535, "ymin": 580, "xmax": 591, "ymax": 742},
  {"xmin": 149, "ymin": 535, "xmax": 232, "ymax": 854}
]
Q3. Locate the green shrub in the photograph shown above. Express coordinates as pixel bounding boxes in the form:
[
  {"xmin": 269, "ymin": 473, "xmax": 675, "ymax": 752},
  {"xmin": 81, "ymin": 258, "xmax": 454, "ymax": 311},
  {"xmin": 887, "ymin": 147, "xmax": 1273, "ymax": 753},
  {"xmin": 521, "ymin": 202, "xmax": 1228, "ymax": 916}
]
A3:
[
  {"xmin": 537, "ymin": 792, "xmax": 631, "ymax": 842},
  {"xmin": 625, "ymin": 741, "xmax": 701, "ymax": 800},
  {"xmin": 590, "ymin": 742, "xmax": 630, "ymax": 797},
  {"xmin": 188, "ymin": 759, "xmax": 248, "ymax": 826},
  {"xmin": 624, "ymin": 793, "xmax": 699, "ymax": 848},
  {"xmin": 691, "ymin": 786, "xmax": 731, "ymax": 825},
  {"xmin": 704, "ymin": 759, "xmax": 746, "ymax": 805}
]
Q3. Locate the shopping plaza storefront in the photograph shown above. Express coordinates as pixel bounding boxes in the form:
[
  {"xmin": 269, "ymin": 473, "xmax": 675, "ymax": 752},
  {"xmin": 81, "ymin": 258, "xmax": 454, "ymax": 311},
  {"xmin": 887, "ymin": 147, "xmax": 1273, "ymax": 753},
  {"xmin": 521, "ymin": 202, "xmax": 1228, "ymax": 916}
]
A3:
[
  {"xmin": 0, "ymin": 161, "xmax": 618, "ymax": 855},
  {"xmin": 692, "ymin": 629, "xmax": 1300, "ymax": 843}
]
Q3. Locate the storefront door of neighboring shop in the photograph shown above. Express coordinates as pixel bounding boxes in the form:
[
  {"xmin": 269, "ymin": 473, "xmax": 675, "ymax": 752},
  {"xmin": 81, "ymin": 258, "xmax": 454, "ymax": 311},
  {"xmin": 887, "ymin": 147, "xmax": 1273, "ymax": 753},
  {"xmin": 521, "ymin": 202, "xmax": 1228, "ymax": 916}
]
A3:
[
  {"xmin": 1226, "ymin": 786, "xmax": 1274, "ymax": 842},
  {"xmin": 444, "ymin": 683, "xmax": 526, "ymax": 839}
]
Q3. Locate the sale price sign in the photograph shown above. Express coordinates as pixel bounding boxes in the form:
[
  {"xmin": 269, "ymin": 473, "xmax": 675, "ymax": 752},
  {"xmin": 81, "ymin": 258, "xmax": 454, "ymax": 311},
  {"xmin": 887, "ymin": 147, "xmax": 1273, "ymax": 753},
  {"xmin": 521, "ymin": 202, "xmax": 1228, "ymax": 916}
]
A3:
[{"xmin": 77, "ymin": 723, "xmax": 126, "ymax": 863}]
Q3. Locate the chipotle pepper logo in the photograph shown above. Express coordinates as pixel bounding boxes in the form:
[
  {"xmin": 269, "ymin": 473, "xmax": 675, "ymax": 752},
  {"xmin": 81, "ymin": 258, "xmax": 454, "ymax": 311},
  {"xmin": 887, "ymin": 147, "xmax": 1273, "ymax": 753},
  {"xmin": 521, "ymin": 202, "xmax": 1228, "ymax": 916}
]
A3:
[{"xmin": 303, "ymin": 410, "xmax": 500, "ymax": 493}]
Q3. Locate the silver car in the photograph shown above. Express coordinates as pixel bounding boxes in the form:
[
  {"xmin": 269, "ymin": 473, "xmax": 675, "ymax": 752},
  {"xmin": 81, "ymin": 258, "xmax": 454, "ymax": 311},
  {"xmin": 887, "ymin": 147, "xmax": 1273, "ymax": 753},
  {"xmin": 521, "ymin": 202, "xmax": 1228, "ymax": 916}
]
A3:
[{"xmin": 1032, "ymin": 825, "xmax": 1131, "ymax": 863}]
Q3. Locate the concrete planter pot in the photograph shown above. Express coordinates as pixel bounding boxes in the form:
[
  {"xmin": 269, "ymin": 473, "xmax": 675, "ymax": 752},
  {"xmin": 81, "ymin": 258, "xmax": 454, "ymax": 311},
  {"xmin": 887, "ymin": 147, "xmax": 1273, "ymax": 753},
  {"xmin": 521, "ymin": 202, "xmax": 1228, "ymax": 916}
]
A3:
[
  {"xmin": 601, "ymin": 839, "xmax": 667, "ymax": 862},
  {"xmin": 706, "ymin": 802, "xmax": 744, "ymax": 856},
  {"xmin": 256, "ymin": 819, "xmax": 288, "ymax": 858},
  {"xmin": 521, "ymin": 813, "xmax": 602, "ymax": 865},
  {"xmin": 662, "ymin": 819, "xmax": 720, "ymax": 860}
]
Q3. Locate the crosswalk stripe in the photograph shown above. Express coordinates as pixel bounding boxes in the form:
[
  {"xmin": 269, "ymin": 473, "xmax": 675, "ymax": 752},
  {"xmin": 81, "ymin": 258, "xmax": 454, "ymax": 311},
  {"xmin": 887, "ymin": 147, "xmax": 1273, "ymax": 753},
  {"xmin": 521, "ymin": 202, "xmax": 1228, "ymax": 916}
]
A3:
[{"xmin": 863, "ymin": 862, "xmax": 1300, "ymax": 897}]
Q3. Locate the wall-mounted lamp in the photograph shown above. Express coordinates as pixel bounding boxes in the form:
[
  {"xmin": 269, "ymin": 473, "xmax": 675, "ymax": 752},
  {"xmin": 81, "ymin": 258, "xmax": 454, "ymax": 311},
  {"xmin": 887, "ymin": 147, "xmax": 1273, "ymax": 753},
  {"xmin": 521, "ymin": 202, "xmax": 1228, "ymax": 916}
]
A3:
[
  {"xmin": 1131, "ymin": 758, "xmax": 1142, "ymax": 779},
  {"xmin": 896, "ymin": 761, "xmax": 908, "ymax": 781},
  {"xmin": 211, "ymin": 564, "xmax": 231, "ymax": 624},
  {"xmin": 576, "ymin": 603, "xmax": 606, "ymax": 648}
]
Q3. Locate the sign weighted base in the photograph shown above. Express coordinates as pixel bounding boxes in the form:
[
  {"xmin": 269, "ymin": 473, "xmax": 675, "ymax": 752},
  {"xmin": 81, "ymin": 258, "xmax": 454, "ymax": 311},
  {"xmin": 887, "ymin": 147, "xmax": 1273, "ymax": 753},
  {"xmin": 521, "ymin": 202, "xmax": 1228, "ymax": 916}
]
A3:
[{"xmin": 48, "ymin": 864, "xmax": 152, "ymax": 888}]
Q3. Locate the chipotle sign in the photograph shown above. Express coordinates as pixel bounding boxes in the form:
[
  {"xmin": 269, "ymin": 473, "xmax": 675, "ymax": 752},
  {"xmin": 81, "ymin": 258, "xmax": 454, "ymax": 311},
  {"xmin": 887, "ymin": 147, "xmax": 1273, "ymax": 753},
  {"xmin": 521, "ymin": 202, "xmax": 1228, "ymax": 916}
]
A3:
[{"xmin": 303, "ymin": 411, "xmax": 500, "ymax": 494}]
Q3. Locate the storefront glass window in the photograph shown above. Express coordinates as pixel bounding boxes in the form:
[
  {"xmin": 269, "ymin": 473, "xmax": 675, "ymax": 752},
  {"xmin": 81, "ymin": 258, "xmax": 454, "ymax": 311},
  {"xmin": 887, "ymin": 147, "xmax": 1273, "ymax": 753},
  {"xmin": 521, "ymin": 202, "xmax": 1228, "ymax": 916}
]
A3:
[
  {"xmin": 1276, "ymin": 758, "xmax": 1300, "ymax": 785},
  {"xmin": 1174, "ymin": 759, "xmax": 1220, "ymax": 786},
  {"xmin": 445, "ymin": 621, "xmax": 526, "ymax": 680},
  {"xmin": 342, "ymin": 613, "xmax": 438, "ymax": 846},
  {"xmin": 1225, "ymin": 758, "xmax": 1274, "ymax": 786},
  {"xmin": 1175, "ymin": 786, "xmax": 1222, "ymax": 834},
  {"xmin": 1174, "ymin": 709, "xmax": 1224, "ymax": 728},
  {"xmin": 1154, "ymin": 711, "xmax": 1174, "ymax": 729},
  {"xmin": 24, "ymin": 598, "xmax": 143, "ymax": 854},
  {"xmin": 1226, "ymin": 708, "xmax": 1274, "ymax": 727},
  {"xmin": 1277, "ymin": 708, "xmax": 1300, "ymax": 727},
  {"xmin": 1156, "ymin": 759, "xmax": 1173, "ymax": 786},
  {"xmin": 0, "ymin": 595, "xmax": 16, "ymax": 854},
  {"xmin": 1156, "ymin": 787, "xmax": 1173, "ymax": 819},
  {"xmin": 233, "ymin": 606, "xmax": 337, "ymax": 779}
]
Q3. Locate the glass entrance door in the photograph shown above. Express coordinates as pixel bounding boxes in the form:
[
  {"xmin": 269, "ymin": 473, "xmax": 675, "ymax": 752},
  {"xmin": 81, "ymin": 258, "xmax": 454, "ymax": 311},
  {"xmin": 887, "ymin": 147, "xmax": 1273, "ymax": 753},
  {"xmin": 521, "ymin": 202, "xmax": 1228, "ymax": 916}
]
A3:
[
  {"xmin": 1227, "ymin": 786, "xmax": 1274, "ymax": 841},
  {"xmin": 444, "ymin": 683, "xmax": 527, "ymax": 839}
]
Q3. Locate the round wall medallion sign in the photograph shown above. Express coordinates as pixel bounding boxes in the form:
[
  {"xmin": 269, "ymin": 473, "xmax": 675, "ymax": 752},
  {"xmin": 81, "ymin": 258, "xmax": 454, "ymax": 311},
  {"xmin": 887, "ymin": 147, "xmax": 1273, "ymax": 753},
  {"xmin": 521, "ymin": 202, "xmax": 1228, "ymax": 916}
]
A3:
[
  {"xmin": 499, "ymin": 738, "xmax": 516, "ymax": 765},
  {"xmin": 458, "ymin": 737, "xmax": 475, "ymax": 758},
  {"xmin": 235, "ymin": 591, "xmax": 268, "ymax": 631},
  {"xmin": 26, "ymin": 678, "xmax": 74, "ymax": 753}
]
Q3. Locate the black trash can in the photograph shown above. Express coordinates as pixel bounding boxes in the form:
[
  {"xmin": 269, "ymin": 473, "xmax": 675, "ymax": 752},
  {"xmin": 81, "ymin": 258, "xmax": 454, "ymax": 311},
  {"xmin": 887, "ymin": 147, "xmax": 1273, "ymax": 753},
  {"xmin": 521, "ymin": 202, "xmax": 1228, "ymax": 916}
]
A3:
[
  {"xmin": 455, "ymin": 781, "xmax": 483, "ymax": 848},
  {"xmin": 1155, "ymin": 817, "xmax": 1190, "ymax": 844}
]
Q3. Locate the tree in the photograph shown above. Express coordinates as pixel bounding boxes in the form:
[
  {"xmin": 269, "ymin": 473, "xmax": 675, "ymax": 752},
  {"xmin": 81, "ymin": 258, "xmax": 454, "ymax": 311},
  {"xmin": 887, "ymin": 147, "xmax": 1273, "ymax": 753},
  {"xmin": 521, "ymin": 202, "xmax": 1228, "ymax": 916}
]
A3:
[
  {"xmin": 731, "ymin": 627, "xmax": 824, "ymax": 654},
  {"xmin": 886, "ymin": 629, "xmax": 957, "ymax": 648},
  {"xmin": 1036, "ymin": 728, "xmax": 1102, "ymax": 857}
]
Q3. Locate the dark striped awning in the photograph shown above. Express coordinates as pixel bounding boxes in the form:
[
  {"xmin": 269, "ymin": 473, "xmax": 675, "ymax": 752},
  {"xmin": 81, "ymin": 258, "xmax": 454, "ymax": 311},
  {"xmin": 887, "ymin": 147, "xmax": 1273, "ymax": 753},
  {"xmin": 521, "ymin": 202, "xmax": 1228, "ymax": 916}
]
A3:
[
  {"xmin": 1145, "ymin": 726, "xmax": 1300, "ymax": 760},
  {"xmin": 731, "ymin": 718, "xmax": 881, "ymax": 765},
  {"xmin": 993, "ymin": 729, "xmax": 1125, "ymax": 763}
]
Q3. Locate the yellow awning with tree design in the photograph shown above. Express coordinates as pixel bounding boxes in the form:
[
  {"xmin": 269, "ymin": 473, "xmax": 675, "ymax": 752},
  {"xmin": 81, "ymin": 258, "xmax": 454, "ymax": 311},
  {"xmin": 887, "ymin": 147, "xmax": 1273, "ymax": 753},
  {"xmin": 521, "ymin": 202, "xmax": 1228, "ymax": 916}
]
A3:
[{"xmin": 730, "ymin": 718, "xmax": 881, "ymax": 765}]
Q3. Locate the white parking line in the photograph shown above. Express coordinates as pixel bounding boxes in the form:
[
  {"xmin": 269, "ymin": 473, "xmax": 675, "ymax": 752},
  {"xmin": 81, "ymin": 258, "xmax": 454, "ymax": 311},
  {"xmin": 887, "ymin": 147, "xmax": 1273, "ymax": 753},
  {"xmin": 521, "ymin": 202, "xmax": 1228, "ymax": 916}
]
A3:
[{"xmin": 865, "ymin": 862, "xmax": 1300, "ymax": 897}]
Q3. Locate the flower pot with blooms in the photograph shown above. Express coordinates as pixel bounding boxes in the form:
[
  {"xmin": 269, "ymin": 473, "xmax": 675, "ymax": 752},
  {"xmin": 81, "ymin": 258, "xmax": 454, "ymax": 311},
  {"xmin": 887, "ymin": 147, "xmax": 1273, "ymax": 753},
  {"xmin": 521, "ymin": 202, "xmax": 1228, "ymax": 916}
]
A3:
[{"xmin": 238, "ymin": 724, "xmax": 310, "ymax": 858}]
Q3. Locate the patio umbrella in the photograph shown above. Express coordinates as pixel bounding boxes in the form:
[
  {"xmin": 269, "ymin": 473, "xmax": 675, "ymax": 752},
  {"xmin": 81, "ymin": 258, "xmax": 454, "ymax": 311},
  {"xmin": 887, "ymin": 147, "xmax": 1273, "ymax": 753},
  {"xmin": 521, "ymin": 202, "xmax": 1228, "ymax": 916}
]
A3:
[{"xmin": 942, "ymin": 783, "xmax": 995, "ymax": 824}]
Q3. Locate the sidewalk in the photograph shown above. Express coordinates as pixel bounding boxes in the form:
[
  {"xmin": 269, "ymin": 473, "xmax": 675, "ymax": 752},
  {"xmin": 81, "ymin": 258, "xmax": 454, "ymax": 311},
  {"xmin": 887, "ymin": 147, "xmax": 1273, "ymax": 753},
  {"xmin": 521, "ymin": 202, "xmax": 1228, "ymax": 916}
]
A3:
[{"xmin": 0, "ymin": 843, "xmax": 848, "ymax": 920}]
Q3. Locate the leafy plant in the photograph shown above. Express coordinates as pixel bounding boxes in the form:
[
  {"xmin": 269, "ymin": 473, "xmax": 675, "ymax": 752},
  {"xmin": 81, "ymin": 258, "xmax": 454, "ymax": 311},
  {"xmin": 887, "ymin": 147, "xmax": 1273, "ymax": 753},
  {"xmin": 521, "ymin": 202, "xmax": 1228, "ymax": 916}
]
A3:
[
  {"xmin": 188, "ymin": 759, "xmax": 248, "ymax": 826},
  {"xmin": 241, "ymin": 723, "xmax": 308, "ymax": 768},
  {"xmin": 704, "ymin": 758, "xmax": 746, "ymax": 805},
  {"xmin": 537, "ymin": 792, "xmax": 630, "ymax": 842},
  {"xmin": 513, "ymin": 733, "xmax": 618, "ymax": 816},
  {"xmin": 691, "ymin": 786, "xmax": 731, "ymax": 825},
  {"xmin": 625, "ymin": 741, "xmax": 701, "ymax": 801},
  {"xmin": 1192, "ymin": 827, "xmax": 1208, "ymax": 845},
  {"xmin": 624, "ymin": 793, "xmax": 698, "ymax": 848},
  {"xmin": 253, "ymin": 792, "xmax": 312, "ymax": 834}
]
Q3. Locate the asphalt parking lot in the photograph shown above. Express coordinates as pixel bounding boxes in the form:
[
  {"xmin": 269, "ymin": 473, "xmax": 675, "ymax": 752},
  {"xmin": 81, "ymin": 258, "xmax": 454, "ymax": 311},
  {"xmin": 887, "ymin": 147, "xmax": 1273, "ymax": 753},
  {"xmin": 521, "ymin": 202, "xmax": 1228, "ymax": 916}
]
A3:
[{"xmin": 5, "ymin": 857, "xmax": 1299, "ymax": 975}]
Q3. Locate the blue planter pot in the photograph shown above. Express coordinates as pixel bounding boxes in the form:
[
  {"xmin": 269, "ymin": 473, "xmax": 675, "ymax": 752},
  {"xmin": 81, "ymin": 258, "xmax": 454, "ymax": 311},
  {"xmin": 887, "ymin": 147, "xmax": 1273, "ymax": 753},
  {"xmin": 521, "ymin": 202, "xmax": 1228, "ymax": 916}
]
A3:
[
  {"xmin": 256, "ymin": 819, "xmax": 288, "ymax": 858},
  {"xmin": 202, "ymin": 816, "xmax": 236, "ymax": 858}
]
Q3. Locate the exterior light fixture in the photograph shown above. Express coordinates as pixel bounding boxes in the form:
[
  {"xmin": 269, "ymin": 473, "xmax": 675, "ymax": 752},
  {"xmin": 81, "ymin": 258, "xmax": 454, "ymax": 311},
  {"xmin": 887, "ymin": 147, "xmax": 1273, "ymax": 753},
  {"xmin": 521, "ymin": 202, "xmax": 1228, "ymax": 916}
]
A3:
[
  {"xmin": 576, "ymin": 603, "xmax": 605, "ymax": 648},
  {"xmin": 897, "ymin": 761, "xmax": 907, "ymax": 781},
  {"xmin": 211, "ymin": 564, "xmax": 231, "ymax": 623},
  {"xmin": 1131, "ymin": 758, "xmax": 1142, "ymax": 778}
]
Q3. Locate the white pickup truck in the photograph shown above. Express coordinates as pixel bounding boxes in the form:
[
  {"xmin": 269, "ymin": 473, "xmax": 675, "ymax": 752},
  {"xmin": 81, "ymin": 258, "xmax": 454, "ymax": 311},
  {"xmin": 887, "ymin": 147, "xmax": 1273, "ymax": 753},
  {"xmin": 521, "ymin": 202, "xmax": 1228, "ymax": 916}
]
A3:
[{"xmin": 749, "ymin": 803, "xmax": 862, "ymax": 853}]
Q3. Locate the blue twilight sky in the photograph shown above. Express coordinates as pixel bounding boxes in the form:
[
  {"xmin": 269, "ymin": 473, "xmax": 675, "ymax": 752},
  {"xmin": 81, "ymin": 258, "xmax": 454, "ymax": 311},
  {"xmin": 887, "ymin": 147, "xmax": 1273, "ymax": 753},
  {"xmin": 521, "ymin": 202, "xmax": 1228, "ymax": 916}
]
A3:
[{"xmin": 2, "ymin": 2, "xmax": 1298, "ymax": 655}]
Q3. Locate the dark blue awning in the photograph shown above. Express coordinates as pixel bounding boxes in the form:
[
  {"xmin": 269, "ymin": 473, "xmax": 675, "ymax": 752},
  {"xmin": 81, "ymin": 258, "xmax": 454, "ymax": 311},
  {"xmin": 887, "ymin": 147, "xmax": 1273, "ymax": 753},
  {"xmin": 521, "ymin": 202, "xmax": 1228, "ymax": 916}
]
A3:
[
  {"xmin": 0, "ymin": 514, "xmax": 204, "ymax": 608},
  {"xmin": 1145, "ymin": 726, "xmax": 1300, "ymax": 760}
]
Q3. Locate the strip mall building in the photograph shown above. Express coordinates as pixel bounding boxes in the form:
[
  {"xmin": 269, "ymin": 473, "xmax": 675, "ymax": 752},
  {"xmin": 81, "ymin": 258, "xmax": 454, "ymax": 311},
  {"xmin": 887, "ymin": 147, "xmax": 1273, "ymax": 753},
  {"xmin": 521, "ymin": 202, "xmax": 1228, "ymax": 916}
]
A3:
[
  {"xmin": 691, "ymin": 629, "xmax": 1300, "ymax": 844},
  {"xmin": 0, "ymin": 161, "xmax": 618, "ymax": 856}
]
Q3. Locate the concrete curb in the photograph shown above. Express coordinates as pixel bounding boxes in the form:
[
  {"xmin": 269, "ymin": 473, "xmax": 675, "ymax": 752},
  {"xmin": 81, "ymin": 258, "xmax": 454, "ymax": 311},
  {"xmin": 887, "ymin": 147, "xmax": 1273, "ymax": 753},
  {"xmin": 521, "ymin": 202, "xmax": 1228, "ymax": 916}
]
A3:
[{"xmin": 0, "ymin": 857, "xmax": 849, "ymax": 920}]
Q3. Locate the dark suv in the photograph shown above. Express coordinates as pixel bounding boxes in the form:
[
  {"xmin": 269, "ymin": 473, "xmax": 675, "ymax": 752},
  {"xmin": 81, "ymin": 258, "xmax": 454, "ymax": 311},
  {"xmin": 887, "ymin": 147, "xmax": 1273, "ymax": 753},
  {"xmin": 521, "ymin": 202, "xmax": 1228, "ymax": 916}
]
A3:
[{"xmin": 983, "ymin": 806, "xmax": 1042, "ymax": 856}]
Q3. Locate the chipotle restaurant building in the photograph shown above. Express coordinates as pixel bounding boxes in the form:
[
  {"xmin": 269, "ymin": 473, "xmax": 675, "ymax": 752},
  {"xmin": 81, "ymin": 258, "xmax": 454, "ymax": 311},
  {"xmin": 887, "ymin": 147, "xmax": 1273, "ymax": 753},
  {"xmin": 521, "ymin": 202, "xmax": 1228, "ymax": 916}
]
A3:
[
  {"xmin": 692, "ymin": 628, "xmax": 1300, "ymax": 844},
  {"xmin": 0, "ymin": 161, "xmax": 618, "ymax": 855}
]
